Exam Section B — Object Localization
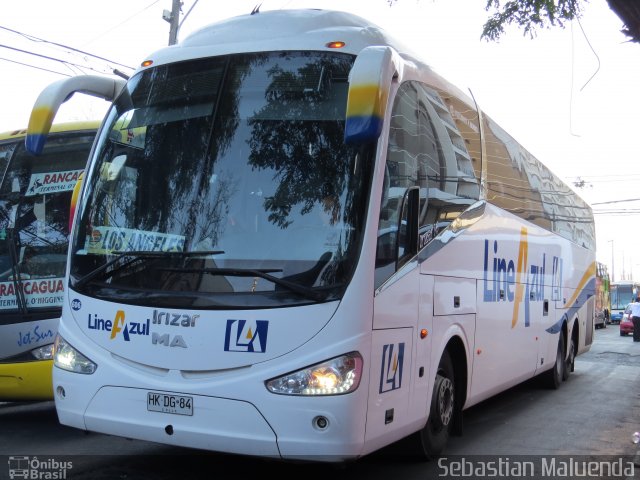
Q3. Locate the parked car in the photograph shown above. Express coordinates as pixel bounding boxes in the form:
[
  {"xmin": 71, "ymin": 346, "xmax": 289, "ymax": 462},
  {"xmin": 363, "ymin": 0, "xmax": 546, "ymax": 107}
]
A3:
[
  {"xmin": 620, "ymin": 304, "xmax": 634, "ymax": 336},
  {"xmin": 611, "ymin": 310, "xmax": 624, "ymax": 324}
]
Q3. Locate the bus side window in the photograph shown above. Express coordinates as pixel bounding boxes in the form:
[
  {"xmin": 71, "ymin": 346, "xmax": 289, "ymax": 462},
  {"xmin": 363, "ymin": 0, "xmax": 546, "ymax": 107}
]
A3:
[
  {"xmin": 375, "ymin": 81, "xmax": 478, "ymax": 289},
  {"xmin": 375, "ymin": 82, "xmax": 421, "ymax": 288}
]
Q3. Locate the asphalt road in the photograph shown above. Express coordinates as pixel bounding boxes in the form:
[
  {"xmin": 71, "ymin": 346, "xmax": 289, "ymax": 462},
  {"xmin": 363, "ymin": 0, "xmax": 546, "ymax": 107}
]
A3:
[{"xmin": 1, "ymin": 324, "xmax": 639, "ymax": 479}]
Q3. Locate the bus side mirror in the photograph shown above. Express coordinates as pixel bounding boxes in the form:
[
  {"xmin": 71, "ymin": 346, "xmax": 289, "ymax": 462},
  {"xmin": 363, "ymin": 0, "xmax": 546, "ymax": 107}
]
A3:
[
  {"xmin": 397, "ymin": 186, "xmax": 419, "ymax": 269},
  {"xmin": 344, "ymin": 46, "xmax": 401, "ymax": 145},
  {"xmin": 26, "ymin": 75, "xmax": 126, "ymax": 155}
]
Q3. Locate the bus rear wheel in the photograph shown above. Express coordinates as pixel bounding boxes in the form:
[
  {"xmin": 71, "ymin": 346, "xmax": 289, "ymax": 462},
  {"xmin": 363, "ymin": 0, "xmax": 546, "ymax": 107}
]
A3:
[
  {"xmin": 411, "ymin": 351, "xmax": 455, "ymax": 459},
  {"xmin": 563, "ymin": 331, "xmax": 576, "ymax": 380},
  {"xmin": 545, "ymin": 330, "xmax": 565, "ymax": 389}
]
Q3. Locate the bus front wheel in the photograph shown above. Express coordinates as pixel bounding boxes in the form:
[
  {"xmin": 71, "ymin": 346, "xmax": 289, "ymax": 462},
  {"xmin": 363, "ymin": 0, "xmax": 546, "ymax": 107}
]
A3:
[{"xmin": 411, "ymin": 351, "xmax": 455, "ymax": 458}]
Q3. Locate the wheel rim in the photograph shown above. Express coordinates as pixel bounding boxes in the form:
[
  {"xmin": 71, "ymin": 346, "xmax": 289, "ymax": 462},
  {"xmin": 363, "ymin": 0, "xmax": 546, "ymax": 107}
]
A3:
[
  {"xmin": 436, "ymin": 375, "xmax": 454, "ymax": 427},
  {"xmin": 568, "ymin": 338, "xmax": 575, "ymax": 367},
  {"xmin": 555, "ymin": 341, "xmax": 563, "ymax": 378}
]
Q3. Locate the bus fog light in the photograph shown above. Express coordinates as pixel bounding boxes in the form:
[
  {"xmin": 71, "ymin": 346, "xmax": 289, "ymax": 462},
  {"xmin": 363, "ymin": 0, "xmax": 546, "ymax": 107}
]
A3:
[
  {"xmin": 31, "ymin": 344, "xmax": 55, "ymax": 360},
  {"xmin": 314, "ymin": 416, "xmax": 329, "ymax": 430},
  {"xmin": 53, "ymin": 335, "xmax": 97, "ymax": 374},
  {"xmin": 56, "ymin": 386, "xmax": 66, "ymax": 399},
  {"xmin": 265, "ymin": 352, "xmax": 362, "ymax": 396}
]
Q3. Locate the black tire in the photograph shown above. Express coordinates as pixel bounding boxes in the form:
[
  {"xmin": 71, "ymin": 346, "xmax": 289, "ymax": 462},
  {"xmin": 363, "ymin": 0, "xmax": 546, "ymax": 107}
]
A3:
[
  {"xmin": 563, "ymin": 331, "xmax": 576, "ymax": 381},
  {"xmin": 408, "ymin": 351, "xmax": 455, "ymax": 459},
  {"xmin": 545, "ymin": 330, "xmax": 565, "ymax": 389}
]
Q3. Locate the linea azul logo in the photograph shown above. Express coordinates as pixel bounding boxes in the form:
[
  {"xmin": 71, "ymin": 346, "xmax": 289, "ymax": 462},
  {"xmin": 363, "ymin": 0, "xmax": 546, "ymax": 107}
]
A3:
[
  {"xmin": 482, "ymin": 227, "xmax": 563, "ymax": 328},
  {"xmin": 224, "ymin": 319, "xmax": 269, "ymax": 353},
  {"xmin": 7, "ymin": 456, "xmax": 72, "ymax": 479},
  {"xmin": 379, "ymin": 342, "xmax": 404, "ymax": 393},
  {"xmin": 87, "ymin": 310, "xmax": 150, "ymax": 341}
]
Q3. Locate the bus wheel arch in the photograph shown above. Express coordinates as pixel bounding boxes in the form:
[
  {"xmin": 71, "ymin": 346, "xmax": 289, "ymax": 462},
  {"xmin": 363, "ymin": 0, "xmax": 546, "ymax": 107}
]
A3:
[{"xmin": 409, "ymin": 337, "xmax": 467, "ymax": 459}]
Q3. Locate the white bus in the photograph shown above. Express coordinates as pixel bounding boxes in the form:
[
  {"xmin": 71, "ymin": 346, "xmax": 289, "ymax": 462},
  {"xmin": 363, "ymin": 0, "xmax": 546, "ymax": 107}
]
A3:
[{"xmin": 25, "ymin": 9, "xmax": 595, "ymax": 461}]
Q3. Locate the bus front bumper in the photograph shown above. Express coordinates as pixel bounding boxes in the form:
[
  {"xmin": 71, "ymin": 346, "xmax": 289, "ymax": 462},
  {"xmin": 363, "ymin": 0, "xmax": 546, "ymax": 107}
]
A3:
[{"xmin": 57, "ymin": 384, "xmax": 281, "ymax": 457}]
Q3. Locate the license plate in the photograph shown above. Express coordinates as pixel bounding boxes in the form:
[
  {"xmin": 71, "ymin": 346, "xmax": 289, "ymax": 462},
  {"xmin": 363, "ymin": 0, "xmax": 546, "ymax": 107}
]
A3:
[{"xmin": 147, "ymin": 392, "xmax": 193, "ymax": 416}]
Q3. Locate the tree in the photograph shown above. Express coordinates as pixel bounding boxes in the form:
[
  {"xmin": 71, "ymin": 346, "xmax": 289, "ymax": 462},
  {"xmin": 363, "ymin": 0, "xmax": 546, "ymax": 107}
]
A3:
[
  {"xmin": 387, "ymin": 0, "xmax": 640, "ymax": 43},
  {"xmin": 481, "ymin": 0, "xmax": 581, "ymax": 41}
]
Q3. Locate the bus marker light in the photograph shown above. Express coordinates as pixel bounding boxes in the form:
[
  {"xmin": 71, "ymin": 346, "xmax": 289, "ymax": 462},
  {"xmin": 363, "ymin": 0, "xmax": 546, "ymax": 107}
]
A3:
[
  {"xmin": 141, "ymin": 60, "xmax": 154, "ymax": 67},
  {"xmin": 420, "ymin": 329, "xmax": 428, "ymax": 339},
  {"xmin": 326, "ymin": 41, "xmax": 345, "ymax": 49},
  {"xmin": 476, "ymin": 349, "xmax": 482, "ymax": 355}
]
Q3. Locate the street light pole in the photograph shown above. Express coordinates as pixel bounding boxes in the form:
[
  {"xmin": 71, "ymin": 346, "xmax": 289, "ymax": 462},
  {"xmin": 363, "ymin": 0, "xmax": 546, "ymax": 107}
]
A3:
[{"xmin": 609, "ymin": 239, "xmax": 615, "ymax": 282}]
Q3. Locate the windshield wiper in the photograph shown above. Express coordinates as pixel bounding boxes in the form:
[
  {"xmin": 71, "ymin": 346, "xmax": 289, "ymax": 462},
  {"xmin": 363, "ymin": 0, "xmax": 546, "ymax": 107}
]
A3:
[
  {"xmin": 160, "ymin": 267, "xmax": 327, "ymax": 302},
  {"xmin": 6, "ymin": 229, "xmax": 28, "ymax": 314},
  {"xmin": 73, "ymin": 250, "xmax": 225, "ymax": 289}
]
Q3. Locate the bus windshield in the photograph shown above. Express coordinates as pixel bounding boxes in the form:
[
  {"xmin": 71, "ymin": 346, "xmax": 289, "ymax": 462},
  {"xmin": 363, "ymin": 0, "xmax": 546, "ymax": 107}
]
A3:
[
  {"xmin": 610, "ymin": 282, "xmax": 638, "ymax": 310},
  {"xmin": 0, "ymin": 132, "xmax": 93, "ymax": 320},
  {"xmin": 70, "ymin": 51, "xmax": 372, "ymax": 309}
]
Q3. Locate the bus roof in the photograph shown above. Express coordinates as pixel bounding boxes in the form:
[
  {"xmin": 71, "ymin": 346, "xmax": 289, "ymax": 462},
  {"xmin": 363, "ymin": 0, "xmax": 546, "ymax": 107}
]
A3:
[
  {"xmin": 0, "ymin": 120, "xmax": 100, "ymax": 142},
  {"xmin": 137, "ymin": 9, "xmax": 427, "ymax": 73},
  {"xmin": 133, "ymin": 9, "xmax": 479, "ymax": 111}
]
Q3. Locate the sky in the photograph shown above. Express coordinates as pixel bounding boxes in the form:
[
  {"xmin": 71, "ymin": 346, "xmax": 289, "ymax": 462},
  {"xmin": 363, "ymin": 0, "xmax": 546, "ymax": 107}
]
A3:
[{"xmin": 1, "ymin": 0, "xmax": 639, "ymax": 282}]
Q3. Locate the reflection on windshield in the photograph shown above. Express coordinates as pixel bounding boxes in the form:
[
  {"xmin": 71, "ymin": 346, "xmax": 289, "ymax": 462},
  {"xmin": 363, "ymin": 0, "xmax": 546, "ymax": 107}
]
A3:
[
  {"xmin": 72, "ymin": 52, "xmax": 373, "ymax": 308},
  {"xmin": 0, "ymin": 133, "xmax": 94, "ymax": 314}
]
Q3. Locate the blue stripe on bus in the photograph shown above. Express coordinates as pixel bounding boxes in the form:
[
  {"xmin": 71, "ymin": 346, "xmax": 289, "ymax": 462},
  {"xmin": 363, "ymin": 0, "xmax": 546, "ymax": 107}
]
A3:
[
  {"xmin": 25, "ymin": 134, "xmax": 47, "ymax": 156},
  {"xmin": 344, "ymin": 116, "xmax": 383, "ymax": 144},
  {"xmin": 545, "ymin": 276, "xmax": 596, "ymax": 334}
]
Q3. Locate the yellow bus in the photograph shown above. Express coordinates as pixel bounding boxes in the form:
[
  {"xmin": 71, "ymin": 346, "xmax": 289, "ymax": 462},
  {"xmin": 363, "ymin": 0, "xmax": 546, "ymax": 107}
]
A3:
[{"xmin": 0, "ymin": 121, "xmax": 97, "ymax": 400}]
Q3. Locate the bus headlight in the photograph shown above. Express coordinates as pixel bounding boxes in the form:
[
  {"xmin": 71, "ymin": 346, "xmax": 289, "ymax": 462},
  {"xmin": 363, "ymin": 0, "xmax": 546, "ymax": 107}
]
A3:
[
  {"xmin": 265, "ymin": 352, "xmax": 362, "ymax": 396},
  {"xmin": 53, "ymin": 335, "xmax": 97, "ymax": 374},
  {"xmin": 31, "ymin": 344, "xmax": 54, "ymax": 360}
]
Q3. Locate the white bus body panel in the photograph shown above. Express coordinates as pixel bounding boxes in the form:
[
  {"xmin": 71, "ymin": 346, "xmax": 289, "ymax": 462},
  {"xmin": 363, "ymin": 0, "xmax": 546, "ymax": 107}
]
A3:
[
  {"xmin": 55, "ymin": 287, "xmax": 376, "ymax": 460},
  {"xmin": 416, "ymin": 203, "xmax": 593, "ymax": 408},
  {"xmin": 69, "ymin": 296, "xmax": 339, "ymax": 371}
]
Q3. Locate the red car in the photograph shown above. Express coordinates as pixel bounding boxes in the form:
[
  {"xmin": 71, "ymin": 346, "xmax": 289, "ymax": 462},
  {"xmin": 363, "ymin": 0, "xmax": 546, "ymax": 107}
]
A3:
[{"xmin": 620, "ymin": 304, "xmax": 634, "ymax": 336}]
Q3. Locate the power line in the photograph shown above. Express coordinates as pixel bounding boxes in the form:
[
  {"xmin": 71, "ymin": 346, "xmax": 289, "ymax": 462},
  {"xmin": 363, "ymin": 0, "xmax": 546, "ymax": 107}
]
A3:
[
  {"xmin": 593, "ymin": 211, "xmax": 640, "ymax": 215},
  {"xmin": 0, "ymin": 43, "xmax": 113, "ymax": 76},
  {"xmin": 83, "ymin": 0, "xmax": 161, "ymax": 48},
  {"xmin": 0, "ymin": 56, "xmax": 72, "ymax": 77},
  {"xmin": 576, "ymin": 14, "xmax": 601, "ymax": 93},
  {"xmin": 575, "ymin": 173, "xmax": 640, "ymax": 179},
  {"xmin": 0, "ymin": 25, "xmax": 133, "ymax": 70},
  {"xmin": 592, "ymin": 198, "xmax": 640, "ymax": 206}
]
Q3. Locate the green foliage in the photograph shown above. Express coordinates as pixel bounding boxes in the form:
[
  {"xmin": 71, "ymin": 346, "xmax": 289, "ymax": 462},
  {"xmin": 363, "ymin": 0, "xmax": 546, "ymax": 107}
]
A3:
[
  {"xmin": 387, "ymin": 0, "xmax": 584, "ymax": 42},
  {"xmin": 482, "ymin": 0, "xmax": 583, "ymax": 41}
]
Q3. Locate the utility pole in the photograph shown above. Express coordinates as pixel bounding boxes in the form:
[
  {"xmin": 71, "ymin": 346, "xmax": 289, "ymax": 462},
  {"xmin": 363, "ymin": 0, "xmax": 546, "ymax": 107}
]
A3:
[
  {"xmin": 609, "ymin": 239, "xmax": 615, "ymax": 282},
  {"xmin": 164, "ymin": 0, "xmax": 182, "ymax": 46}
]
